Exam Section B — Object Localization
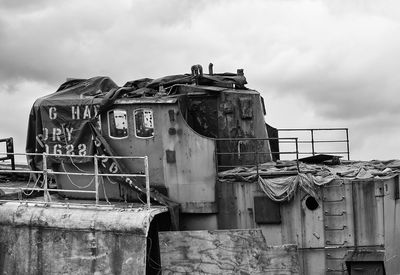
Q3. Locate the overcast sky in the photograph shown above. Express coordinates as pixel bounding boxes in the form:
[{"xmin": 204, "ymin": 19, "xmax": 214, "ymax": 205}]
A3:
[{"xmin": 1, "ymin": 0, "xmax": 400, "ymax": 162}]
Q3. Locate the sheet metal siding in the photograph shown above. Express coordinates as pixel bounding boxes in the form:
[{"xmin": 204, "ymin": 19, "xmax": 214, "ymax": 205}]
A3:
[
  {"xmin": 382, "ymin": 177, "xmax": 400, "ymax": 274},
  {"xmin": 0, "ymin": 203, "xmax": 167, "ymax": 275},
  {"xmin": 162, "ymin": 105, "xmax": 216, "ymax": 204},
  {"xmin": 352, "ymin": 179, "xmax": 385, "ymax": 246},
  {"xmin": 217, "ymin": 92, "xmax": 272, "ymax": 169},
  {"xmin": 159, "ymin": 229, "xmax": 300, "ymax": 274},
  {"xmin": 0, "ymin": 226, "xmax": 146, "ymax": 275},
  {"xmin": 103, "ymin": 104, "xmax": 166, "ymax": 188},
  {"xmin": 218, "ymin": 177, "xmax": 400, "ymax": 274}
]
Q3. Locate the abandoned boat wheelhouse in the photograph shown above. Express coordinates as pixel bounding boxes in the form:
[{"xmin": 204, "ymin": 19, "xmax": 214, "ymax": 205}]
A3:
[{"xmin": 0, "ymin": 64, "xmax": 398, "ymax": 274}]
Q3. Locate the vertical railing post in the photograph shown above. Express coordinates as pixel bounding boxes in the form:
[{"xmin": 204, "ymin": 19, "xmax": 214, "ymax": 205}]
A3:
[
  {"xmin": 144, "ymin": 156, "xmax": 151, "ymax": 209},
  {"xmin": 7, "ymin": 138, "xmax": 15, "ymax": 171},
  {"xmin": 94, "ymin": 155, "xmax": 99, "ymax": 206},
  {"xmin": 345, "ymin": 128, "xmax": 350, "ymax": 160},
  {"xmin": 310, "ymin": 129, "xmax": 315, "ymax": 156},
  {"xmin": 42, "ymin": 152, "xmax": 49, "ymax": 202},
  {"xmin": 214, "ymin": 139, "xmax": 218, "ymax": 174},
  {"xmin": 256, "ymin": 148, "xmax": 259, "ymax": 178},
  {"xmin": 295, "ymin": 138, "xmax": 300, "ymax": 173}
]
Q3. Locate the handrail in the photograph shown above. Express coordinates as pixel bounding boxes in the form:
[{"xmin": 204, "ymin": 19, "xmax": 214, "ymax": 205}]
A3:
[
  {"xmin": 278, "ymin": 128, "xmax": 350, "ymax": 160},
  {"xmin": 214, "ymin": 137, "xmax": 300, "ymax": 173},
  {"xmin": 0, "ymin": 152, "xmax": 151, "ymax": 208}
]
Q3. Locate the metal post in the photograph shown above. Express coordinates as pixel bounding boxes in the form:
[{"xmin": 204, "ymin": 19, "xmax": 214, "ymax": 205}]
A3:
[
  {"xmin": 256, "ymin": 149, "xmax": 259, "ymax": 178},
  {"xmin": 214, "ymin": 140, "xmax": 219, "ymax": 174},
  {"xmin": 311, "ymin": 129, "xmax": 315, "ymax": 156},
  {"xmin": 295, "ymin": 138, "xmax": 300, "ymax": 173},
  {"xmin": 42, "ymin": 152, "xmax": 49, "ymax": 202},
  {"xmin": 345, "ymin": 129, "xmax": 350, "ymax": 160},
  {"xmin": 94, "ymin": 155, "xmax": 99, "ymax": 205},
  {"xmin": 144, "ymin": 156, "xmax": 151, "ymax": 209},
  {"xmin": 8, "ymin": 138, "xmax": 15, "ymax": 171}
]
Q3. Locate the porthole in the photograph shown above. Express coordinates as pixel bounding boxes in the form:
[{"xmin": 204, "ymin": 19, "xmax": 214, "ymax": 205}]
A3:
[{"xmin": 305, "ymin": 196, "xmax": 319, "ymax": 211}]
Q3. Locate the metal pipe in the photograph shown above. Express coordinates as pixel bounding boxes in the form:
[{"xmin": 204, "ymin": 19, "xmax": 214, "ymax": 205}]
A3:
[
  {"xmin": 278, "ymin": 127, "xmax": 348, "ymax": 131},
  {"xmin": 1, "ymin": 152, "xmax": 146, "ymax": 159},
  {"xmin": 346, "ymin": 128, "xmax": 350, "ymax": 160},
  {"xmin": 295, "ymin": 138, "xmax": 300, "ymax": 173},
  {"xmin": 43, "ymin": 153, "xmax": 49, "ymax": 202},
  {"xmin": 94, "ymin": 155, "xmax": 99, "ymax": 205},
  {"xmin": 311, "ymin": 129, "xmax": 315, "ymax": 156},
  {"xmin": 144, "ymin": 156, "xmax": 151, "ymax": 209},
  {"xmin": 0, "ymin": 187, "xmax": 96, "ymax": 193}
]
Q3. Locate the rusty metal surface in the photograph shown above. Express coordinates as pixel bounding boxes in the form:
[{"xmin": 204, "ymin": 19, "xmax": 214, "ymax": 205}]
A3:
[
  {"xmin": 159, "ymin": 229, "xmax": 300, "ymax": 274},
  {"xmin": 216, "ymin": 91, "xmax": 272, "ymax": 170},
  {"xmin": 217, "ymin": 177, "xmax": 400, "ymax": 274},
  {"xmin": 0, "ymin": 201, "xmax": 167, "ymax": 233},
  {"xmin": 0, "ymin": 202, "xmax": 167, "ymax": 275},
  {"xmin": 0, "ymin": 226, "xmax": 147, "ymax": 275},
  {"xmin": 163, "ymin": 104, "xmax": 216, "ymax": 204}
]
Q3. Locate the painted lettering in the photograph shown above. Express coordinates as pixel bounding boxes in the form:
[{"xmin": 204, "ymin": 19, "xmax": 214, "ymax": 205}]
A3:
[
  {"xmin": 66, "ymin": 144, "xmax": 74, "ymax": 155},
  {"xmin": 49, "ymin": 107, "xmax": 57, "ymax": 120},
  {"xmin": 52, "ymin": 128, "xmax": 62, "ymax": 142},
  {"xmin": 109, "ymin": 162, "xmax": 118, "ymax": 173},
  {"xmin": 65, "ymin": 127, "xmax": 74, "ymax": 142},
  {"xmin": 42, "ymin": 128, "xmax": 49, "ymax": 141},
  {"xmin": 44, "ymin": 144, "xmax": 49, "ymax": 154},
  {"xmin": 53, "ymin": 144, "xmax": 62, "ymax": 155},
  {"xmin": 83, "ymin": 105, "xmax": 91, "ymax": 119},
  {"xmin": 78, "ymin": 143, "xmax": 87, "ymax": 156},
  {"xmin": 71, "ymin": 106, "xmax": 80, "ymax": 120},
  {"xmin": 100, "ymin": 154, "xmax": 108, "ymax": 168}
]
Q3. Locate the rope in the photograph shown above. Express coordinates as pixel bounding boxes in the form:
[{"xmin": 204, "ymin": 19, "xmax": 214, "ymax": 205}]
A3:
[
  {"xmin": 61, "ymin": 161, "xmax": 94, "ymax": 189},
  {"xmin": 100, "ymin": 176, "xmax": 111, "ymax": 205},
  {"xmin": 21, "ymin": 175, "xmax": 41, "ymax": 197}
]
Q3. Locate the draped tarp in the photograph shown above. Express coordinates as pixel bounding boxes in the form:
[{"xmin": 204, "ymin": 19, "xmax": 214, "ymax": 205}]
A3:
[
  {"xmin": 218, "ymin": 159, "xmax": 400, "ymax": 202},
  {"xmin": 26, "ymin": 76, "xmax": 119, "ymax": 171}
]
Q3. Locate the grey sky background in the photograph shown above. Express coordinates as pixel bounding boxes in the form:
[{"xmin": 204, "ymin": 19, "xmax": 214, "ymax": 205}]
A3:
[{"xmin": 1, "ymin": 0, "xmax": 399, "ymax": 162}]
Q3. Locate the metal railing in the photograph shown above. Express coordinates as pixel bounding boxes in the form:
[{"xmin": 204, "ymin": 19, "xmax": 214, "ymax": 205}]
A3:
[
  {"xmin": 0, "ymin": 138, "xmax": 15, "ymax": 170},
  {"xmin": 0, "ymin": 152, "xmax": 151, "ymax": 208},
  {"xmin": 214, "ymin": 137, "xmax": 300, "ymax": 173},
  {"xmin": 278, "ymin": 128, "xmax": 350, "ymax": 160}
]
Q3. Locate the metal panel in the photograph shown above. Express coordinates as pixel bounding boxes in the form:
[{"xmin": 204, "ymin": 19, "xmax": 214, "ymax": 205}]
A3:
[
  {"xmin": 0, "ymin": 202, "xmax": 167, "ymax": 275},
  {"xmin": 352, "ymin": 179, "xmax": 385, "ymax": 246},
  {"xmin": 323, "ymin": 180, "xmax": 354, "ymax": 248},
  {"xmin": 254, "ymin": 196, "xmax": 281, "ymax": 224},
  {"xmin": 162, "ymin": 105, "xmax": 216, "ymax": 204},
  {"xmin": 159, "ymin": 229, "xmax": 300, "ymax": 274},
  {"xmin": 300, "ymin": 192, "xmax": 325, "ymax": 249}
]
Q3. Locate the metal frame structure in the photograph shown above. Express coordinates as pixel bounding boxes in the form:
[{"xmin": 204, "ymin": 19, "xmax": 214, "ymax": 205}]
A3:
[
  {"xmin": 214, "ymin": 137, "xmax": 300, "ymax": 173},
  {"xmin": 0, "ymin": 137, "xmax": 15, "ymax": 170},
  {"xmin": 0, "ymin": 152, "xmax": 151, "ymax": 208},
  {"xmin": 278, "ymin": 128, "xmax": 350, "ymax": 160}
]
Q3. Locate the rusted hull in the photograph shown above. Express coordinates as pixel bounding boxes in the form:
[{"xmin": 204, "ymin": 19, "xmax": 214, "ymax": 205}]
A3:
[
  {"xmin": 0, "ymin": 202, "xmax": 167, "ymax": 275},
  {"xmin": 159, "ymin": 229, "xmax": 300, "ymax": 274},
  {"xmin": 216, "ymin": 176, "xmax": 400, "ymax": 274}
]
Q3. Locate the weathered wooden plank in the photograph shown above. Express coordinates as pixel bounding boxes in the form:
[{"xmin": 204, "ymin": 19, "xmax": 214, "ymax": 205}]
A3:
[{"xmin": 159, "ymin": 229, "xmax": 300, "ymax": 274}]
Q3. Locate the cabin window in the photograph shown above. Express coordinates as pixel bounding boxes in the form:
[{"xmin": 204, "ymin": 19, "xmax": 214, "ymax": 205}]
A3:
[
  {"xmin": 108, "ymin": 109, "xmax": 128, "ymax": 138},
  {"xmin": 134, "ymin": 109, "xmax": 154, "ymax": 138}
]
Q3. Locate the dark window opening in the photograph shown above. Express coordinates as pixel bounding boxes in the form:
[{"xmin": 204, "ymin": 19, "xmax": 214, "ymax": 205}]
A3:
[
  {"xmin": 134, "ymin": 109, "xmax": 154, "ymax": 138},
  {"xmin": 108, "ymin": 109, "xmax": 128, "ymax": 138}
]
